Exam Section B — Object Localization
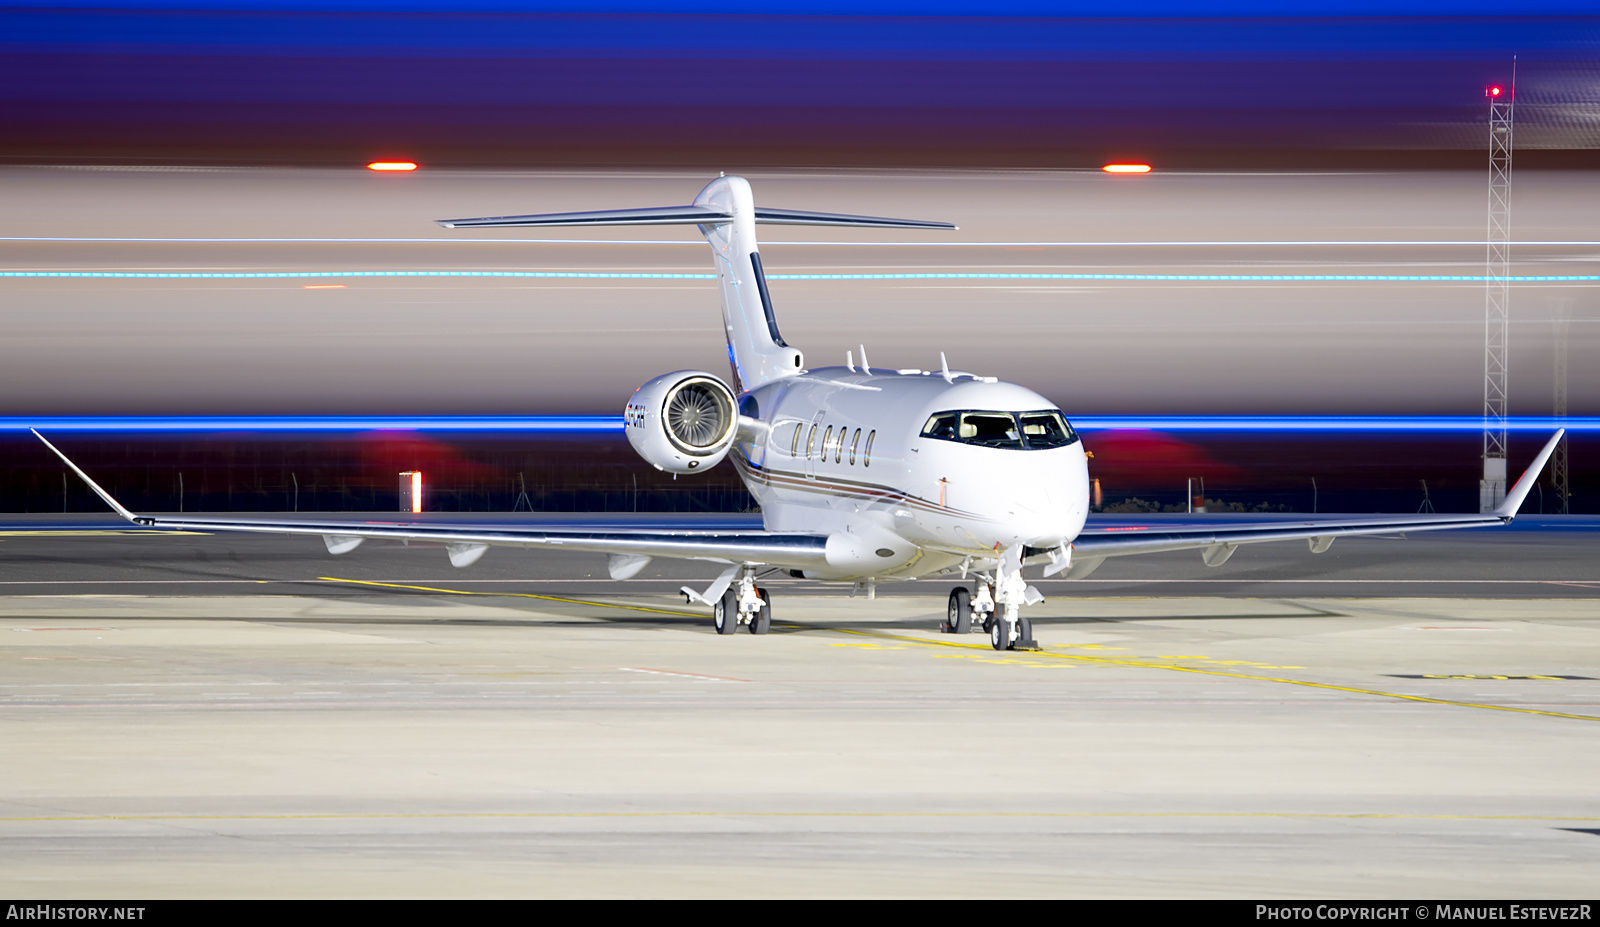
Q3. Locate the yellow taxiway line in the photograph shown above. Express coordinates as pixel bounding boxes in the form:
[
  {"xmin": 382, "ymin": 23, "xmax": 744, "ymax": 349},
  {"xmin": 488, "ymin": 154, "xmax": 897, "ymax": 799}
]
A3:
[
  {"xmin": 317, "ymin": 580, "xmax": 1598, "ymax": 723},
  {"xmin": 318, "ymin": 576, "xmax": 702, "ymax": 618},
  {"xmin": 834, "ymin": 628, "xmax": 1600, "ymax": 723}
]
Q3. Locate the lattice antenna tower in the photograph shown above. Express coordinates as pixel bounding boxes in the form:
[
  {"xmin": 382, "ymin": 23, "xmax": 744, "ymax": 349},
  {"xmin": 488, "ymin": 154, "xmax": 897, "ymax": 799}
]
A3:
[
  {"xmin": 1553, "ymin": 299, "xmax": 1571, "ymax": 514},
  {"xmin": 1480, "ymin": 71, "xmax": 1515, "ymax": 513}
]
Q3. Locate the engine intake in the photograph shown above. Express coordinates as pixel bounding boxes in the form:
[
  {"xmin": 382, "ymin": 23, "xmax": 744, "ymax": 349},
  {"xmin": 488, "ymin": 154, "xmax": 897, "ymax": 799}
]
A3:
[{"xmin": 625, "ymin": 371, "xmax": 739, "ymax": 474}]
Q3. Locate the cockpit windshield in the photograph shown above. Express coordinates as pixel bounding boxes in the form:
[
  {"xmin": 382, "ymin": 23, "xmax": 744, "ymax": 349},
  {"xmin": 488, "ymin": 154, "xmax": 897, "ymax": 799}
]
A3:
[{"xmin": 919, "ymin": 410, "xmax": 1078, "ymax": 451}]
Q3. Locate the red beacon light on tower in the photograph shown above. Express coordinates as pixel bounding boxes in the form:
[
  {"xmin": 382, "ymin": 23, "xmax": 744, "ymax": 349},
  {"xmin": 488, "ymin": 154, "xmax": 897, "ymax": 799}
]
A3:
[{"xmin": 1488, "ymin": 85, "xmax": 1504, "ymax": 99}]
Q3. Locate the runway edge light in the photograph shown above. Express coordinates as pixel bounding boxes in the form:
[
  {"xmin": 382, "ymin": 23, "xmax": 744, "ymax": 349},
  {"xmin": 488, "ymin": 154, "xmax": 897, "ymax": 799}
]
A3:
[
  {"xmin": 367, "ymin": 161, "xmax": 418, "ymax": 172},
  {"xmin": 1103, "ymin": 164, "xmax": 1152, "ymax": 174}
]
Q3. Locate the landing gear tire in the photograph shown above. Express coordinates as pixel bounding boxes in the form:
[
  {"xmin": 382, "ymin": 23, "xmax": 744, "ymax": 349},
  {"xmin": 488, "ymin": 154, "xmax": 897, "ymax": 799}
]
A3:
[
  {"xmin": 714, "ymin": 589, "xmax": 739, "ymax": 635},
  {"xmin": 1017, "ymin": 615, "xmax": 1034, "ymax": 649},
  {"xmin": 990, "ymin": 616, "xmax": 1012, "ymax": 651},
  {"xmin": 749, "ymin": 588, "xmax": 771, "ymax": 635},
  {"xmin": 945, "ymin": 587, "xmax": 972, "ymax": 634}
]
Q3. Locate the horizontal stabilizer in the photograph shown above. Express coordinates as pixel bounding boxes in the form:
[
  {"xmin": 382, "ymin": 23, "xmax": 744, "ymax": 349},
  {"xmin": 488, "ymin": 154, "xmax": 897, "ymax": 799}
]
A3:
[
  {"xmin": 437, "ymin": 206, "xmax": 727, "ymax": 229},
  {"xmin": 437, "ymin": 205, "xmax": 955, "ymax": 231},
  {"xmin": 751, "ymin": 207, "xmax": 956, "ymax": 230}
]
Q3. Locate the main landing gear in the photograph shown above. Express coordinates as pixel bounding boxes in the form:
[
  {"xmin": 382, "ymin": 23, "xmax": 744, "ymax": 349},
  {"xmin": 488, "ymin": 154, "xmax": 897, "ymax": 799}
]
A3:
[
  {"xmin": 940, "ymin": 546, "xmax": 1042, "ymax": 651},
  {"xmin": 711, "ymin": 567, "xmax": 770, "ymax": 635},
  {"xmin": 945, "ymin": 587, "xmax": 972, "ymax": 634}
]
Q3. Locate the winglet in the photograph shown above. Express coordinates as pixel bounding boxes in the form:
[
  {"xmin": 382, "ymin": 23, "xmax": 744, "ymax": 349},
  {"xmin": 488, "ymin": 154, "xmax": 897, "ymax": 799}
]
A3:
[
  {"xmin": 1494, "ymin": 429, "xmax": 1565, "ymax": 520},
  {"xmin": 31, "ymin": 429, "xmax": 147, "ymax": 524}
]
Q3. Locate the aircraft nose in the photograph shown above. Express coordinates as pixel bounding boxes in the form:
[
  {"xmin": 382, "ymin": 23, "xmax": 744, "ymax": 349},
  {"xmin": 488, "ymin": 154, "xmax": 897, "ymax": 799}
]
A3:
[
  {"xmin": 989, "ymin": 447, "xmax": 1088, "ymax": 547},
  {"xmin": 1028, "ymin": 479, "xmax": 1087, "ymax": 548},
  {"xmin": 1008, "ymin": 494, "xmax": 1081, "ymax": 549}
]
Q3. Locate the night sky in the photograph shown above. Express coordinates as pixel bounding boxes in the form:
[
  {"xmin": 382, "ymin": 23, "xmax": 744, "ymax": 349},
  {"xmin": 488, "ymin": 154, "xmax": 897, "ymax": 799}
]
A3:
[{"xmin": 5, "ymin": 2, "xmax": 1598, "ymax": 167}]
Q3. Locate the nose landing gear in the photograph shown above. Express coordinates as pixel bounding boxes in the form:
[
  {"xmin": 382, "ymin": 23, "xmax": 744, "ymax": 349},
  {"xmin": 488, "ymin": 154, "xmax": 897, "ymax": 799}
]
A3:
[
  {"xmin": 990, "ymin": 546, "xmax": 1041, "ymax": 651},
  {"xmin": 945, "ymin": 546, "xmax": 1042, "ymax": 651}
]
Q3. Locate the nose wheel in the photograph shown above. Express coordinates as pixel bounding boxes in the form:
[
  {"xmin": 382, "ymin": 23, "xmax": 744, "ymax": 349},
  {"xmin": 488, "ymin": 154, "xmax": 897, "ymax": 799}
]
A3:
[
  {"xmin": 989, "ymin": 612, "xmax": 1035, "ymax": 651},
  {"xmin": 989, "ymin": 616, "xmax": 1009, "ymax": 650}
]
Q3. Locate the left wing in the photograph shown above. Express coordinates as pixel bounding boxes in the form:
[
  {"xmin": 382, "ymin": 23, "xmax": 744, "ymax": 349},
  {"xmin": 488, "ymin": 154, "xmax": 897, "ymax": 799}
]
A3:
[
  {"xmin": 1042, "ymin": 430, "xmax": 1564, "ymax": 575},
  {"xmin": 32, "ymin": 430, "xmax": 830, "ymax": 573}
]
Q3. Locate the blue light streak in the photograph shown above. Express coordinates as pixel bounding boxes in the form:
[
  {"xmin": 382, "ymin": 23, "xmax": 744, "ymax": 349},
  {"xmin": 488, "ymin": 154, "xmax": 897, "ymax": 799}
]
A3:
[
  {"xmin": 0, "ymin": 271, "xmax": 715, "ymax": 280},
  {"xmin": 771, "ymin": 273, "xmax": 1600, "ymax": 283},
  {"xmin": 1072, "ymin": 416, "xmax": 1598, "ymax": 432},
  {"xmin": 0, "ymin": 237, "xmax": 706, "ymax": 245},
  {"xmin": 5, "ymin": 416, "xmax": 622, "ymax": 432},
  {"xmin": 5, "ymin": 416, "xmax": 1595, "ymax": 433},
  {"xmin": 7, "ymin": 270, "xmax": 1600, "ymax": 283}
]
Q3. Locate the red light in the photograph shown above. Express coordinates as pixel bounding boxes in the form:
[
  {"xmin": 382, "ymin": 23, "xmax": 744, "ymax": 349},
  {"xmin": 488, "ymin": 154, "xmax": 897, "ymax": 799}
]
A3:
[
  {"xmin": 1103, "ymin": 163, "xmax": 1152, "ymax": 174},
  {"xmin": 1489, "ymin": 86, "xmax": 1503, "ymax": 97},
  {"xmin": 367, "ymin": 161, "xmax": 417, "ymax": 172}
]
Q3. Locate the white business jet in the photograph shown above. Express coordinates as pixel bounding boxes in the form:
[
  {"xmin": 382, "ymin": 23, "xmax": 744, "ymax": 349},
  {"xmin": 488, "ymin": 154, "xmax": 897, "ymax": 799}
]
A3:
[{"xmin": 36, "ymin": 175, "xmax": 1563, "ymax": 651}]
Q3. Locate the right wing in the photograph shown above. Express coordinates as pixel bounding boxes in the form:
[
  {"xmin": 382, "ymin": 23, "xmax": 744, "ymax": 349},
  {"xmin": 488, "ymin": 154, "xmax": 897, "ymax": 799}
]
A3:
[{"xmin": 1052, "ymin": 430, "xmax": 1564, "ymax": 574}]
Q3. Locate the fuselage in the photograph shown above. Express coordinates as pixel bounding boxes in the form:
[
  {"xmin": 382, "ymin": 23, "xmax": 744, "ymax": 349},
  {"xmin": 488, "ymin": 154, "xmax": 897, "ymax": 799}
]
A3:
[{"xmin": 730, "ymin": 366, "xmax": 1090, "ymax": 581}]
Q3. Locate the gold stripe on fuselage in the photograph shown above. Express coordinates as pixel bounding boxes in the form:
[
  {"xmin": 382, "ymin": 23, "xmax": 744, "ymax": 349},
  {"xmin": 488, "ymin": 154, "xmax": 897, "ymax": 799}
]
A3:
[{"xmin": 730, "ymin": 450, "xmax": 992, "ymax": 525}]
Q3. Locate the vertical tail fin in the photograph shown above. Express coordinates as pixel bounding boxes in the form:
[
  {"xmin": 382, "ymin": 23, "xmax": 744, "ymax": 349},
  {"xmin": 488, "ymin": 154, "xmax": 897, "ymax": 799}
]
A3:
[
  {"xmin": 437, "ymin": 176, "xmax": 954, "ymax": 392},
  {"xmin": 690, "ymin": 176, "xmax": 802, "ymax": 391}
]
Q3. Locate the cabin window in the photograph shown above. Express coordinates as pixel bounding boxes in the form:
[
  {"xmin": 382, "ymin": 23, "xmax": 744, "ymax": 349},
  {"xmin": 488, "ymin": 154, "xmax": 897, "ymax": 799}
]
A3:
[
  {"xmin": 822, "ymin": 426, "xmax": 833, "ymax": 462},
  {"xmin": 849, "ymin": 428, "xmax": 861, "ymax": 465},
  {"xmin": 806, "ymin": 423, "xmax": 818, "ymax": 459},
  {"xmin": 864, "ymin": 430, "xmax": 875, "ymax": 467},
  {"xmin": 791, "ymin": 422, "xmax": 803, "ymax": 457}
]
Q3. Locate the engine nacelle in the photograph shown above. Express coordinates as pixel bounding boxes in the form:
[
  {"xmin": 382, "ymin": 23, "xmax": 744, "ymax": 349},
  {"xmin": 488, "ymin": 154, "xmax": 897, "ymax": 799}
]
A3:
[{"xmin": 624, "ymin": 371, "xmax": 739, "ymax": 474}]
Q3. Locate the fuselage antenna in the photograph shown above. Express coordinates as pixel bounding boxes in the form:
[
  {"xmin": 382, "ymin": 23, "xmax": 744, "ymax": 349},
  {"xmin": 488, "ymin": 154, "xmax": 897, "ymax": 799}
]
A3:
[
  {"xmin": 859, "ymin": 344, "xmax": 871, "ymax": 373},
  {"xmin": 940, "ymin": 351, "xmax": 952, "ymax": 383}
]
